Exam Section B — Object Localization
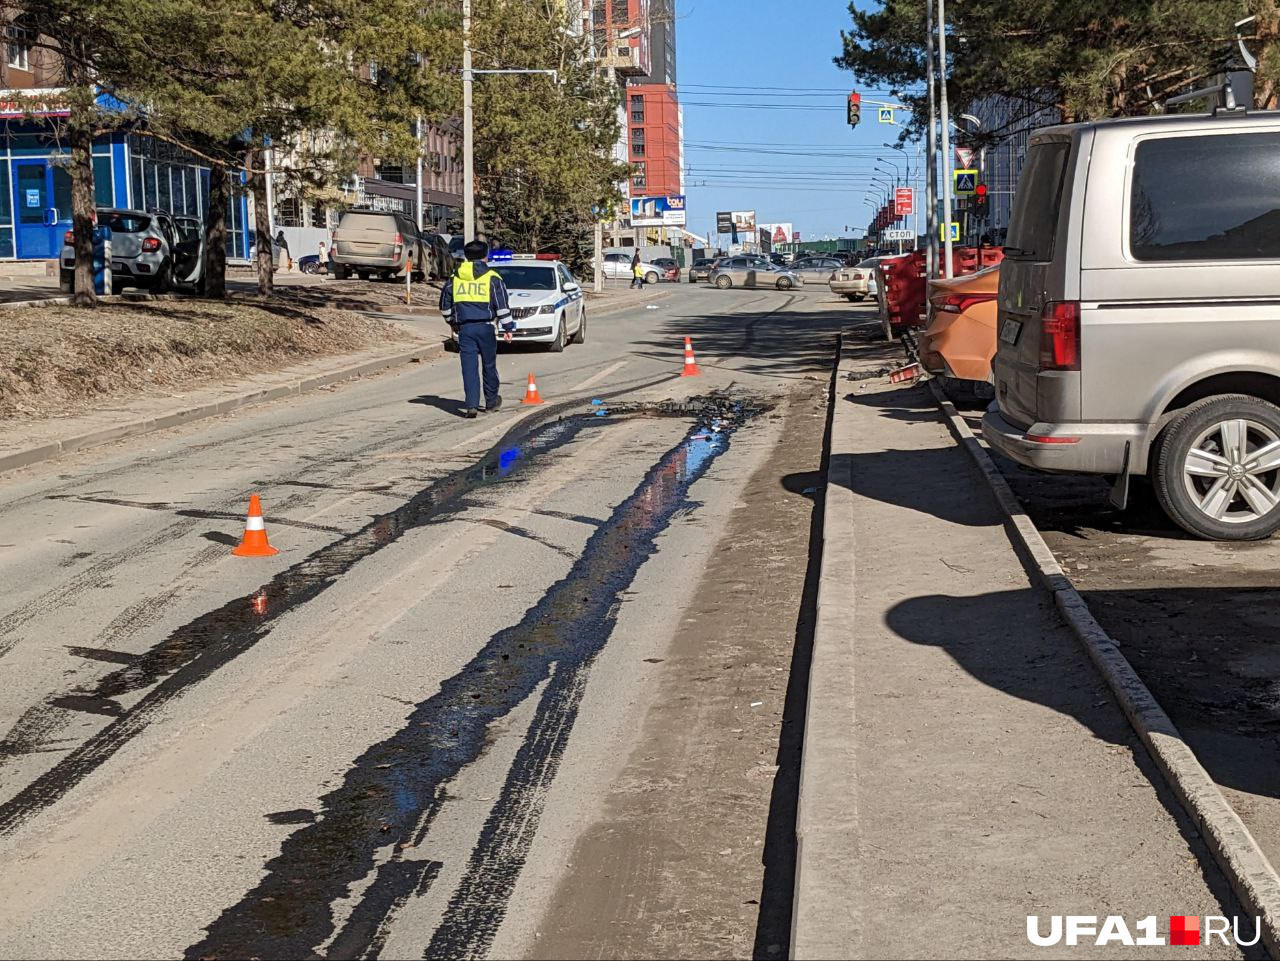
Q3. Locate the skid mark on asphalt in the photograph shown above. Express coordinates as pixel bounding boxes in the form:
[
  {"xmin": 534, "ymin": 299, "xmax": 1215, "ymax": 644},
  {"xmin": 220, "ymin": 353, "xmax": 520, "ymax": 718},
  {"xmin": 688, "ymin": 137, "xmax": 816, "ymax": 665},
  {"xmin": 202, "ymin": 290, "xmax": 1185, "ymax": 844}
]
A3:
[
  {"xmin": 45, "ymin": 495, "xmax": 347, "ymax": 535},
  {"xmin": 0, "ymin": 414, "xmax": 600, "ymax": 836},
  {"xmin": 183, "ymin": 399, "xmax": 761, "ymax": 961}
]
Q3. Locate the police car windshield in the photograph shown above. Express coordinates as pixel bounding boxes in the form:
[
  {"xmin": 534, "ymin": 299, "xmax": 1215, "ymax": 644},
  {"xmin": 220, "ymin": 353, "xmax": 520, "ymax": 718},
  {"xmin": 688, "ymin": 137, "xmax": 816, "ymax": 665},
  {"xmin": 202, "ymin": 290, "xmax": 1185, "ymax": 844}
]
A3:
[{"xmin": 493, "ymin": 265, "xmax": 557, "ymax": 290}]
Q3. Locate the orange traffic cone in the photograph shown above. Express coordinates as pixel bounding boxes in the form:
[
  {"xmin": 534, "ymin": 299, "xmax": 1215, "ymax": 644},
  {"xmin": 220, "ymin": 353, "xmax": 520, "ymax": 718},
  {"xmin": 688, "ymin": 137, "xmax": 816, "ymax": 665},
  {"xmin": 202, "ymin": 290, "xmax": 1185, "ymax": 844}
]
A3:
[
  {"xmin": 680, "ymin": 336, "xmax": 701, "ymax": 377},
  {"xmin": 231, "ymin": 494, "xmax": 279, "ymax": 557},
  {"xmin": 521, "ymin": 372, "xmax": 545, "ymax": 405}
]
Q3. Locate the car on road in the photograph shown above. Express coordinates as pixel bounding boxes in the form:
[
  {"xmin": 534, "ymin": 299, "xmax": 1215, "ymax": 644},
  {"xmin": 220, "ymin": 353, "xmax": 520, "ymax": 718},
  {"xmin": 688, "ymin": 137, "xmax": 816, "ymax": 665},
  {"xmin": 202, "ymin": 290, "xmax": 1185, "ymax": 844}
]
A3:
[
  {"xmin": 919, "ymin": 264, "xmax": 1000, "ymax": 383},
  {"xmin": 600, "ymin": 250, "xmax": 661, "ymax": 284},
  {"xmin": 651, "ymin": 257, "xmax": 681, "ymax": 282},
  {"xmin": 331, "ymin": 208, "xmax": 428, "ymax": 282},
  {"xmin": 60, "ymin": 208, "xmax": 202, "ymax": 295},
  {"xmin": 449, "ymin": 254, "xmax": 585, "ymax": 352},
  {"xmin": 787, "ymin": 256, "xmax": 844, "ymax": 284},
  {"xmin": 421, "ymin": 233, "xmax": 455, "ymax": 281},
  {"xmin": 829, "ymin": 256, "xmax": 884, "ymax": 301},
  {"xmin": 708, "ymin": 257, "xmax": 803, "ymax": 290},
  {"xmin": 687, "ymin": 257, "xmax": 719, "ymax": 283},
  {"xmin": 983, "ymin": 110, "xmax": 1280, "ymax": 541}
]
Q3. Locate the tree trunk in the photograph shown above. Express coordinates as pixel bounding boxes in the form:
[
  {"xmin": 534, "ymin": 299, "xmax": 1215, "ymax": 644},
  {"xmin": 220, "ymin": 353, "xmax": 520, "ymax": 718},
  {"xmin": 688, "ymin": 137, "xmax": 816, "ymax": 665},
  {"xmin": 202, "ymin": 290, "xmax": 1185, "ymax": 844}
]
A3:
[
  {"xmin": 249, "ymin": 147, "xmax": 274, "ymax": 297},
  {"xmin": 68, "ymin": 110, "xmax": 97, "ymax": 307},
  {"xmin": 204, "ymin": 165, "xmax": 229, "ymax": 299}
]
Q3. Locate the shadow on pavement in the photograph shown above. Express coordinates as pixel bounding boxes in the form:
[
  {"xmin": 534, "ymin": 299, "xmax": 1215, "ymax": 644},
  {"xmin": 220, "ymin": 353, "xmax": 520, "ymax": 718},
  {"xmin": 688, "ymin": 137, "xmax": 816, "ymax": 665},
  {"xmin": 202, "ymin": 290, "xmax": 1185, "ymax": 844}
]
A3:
[{"xmin": 408, "ymin": 394, "xmax": 468, "ymax": 417}]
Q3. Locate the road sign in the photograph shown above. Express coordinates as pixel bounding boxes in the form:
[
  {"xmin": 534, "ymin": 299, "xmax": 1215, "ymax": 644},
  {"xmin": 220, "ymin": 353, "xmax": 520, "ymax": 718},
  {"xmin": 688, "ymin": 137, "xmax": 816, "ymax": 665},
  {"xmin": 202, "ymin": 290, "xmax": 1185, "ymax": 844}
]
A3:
[
  {"xmin": 877, "ymin": 106, "xmax": 893, "ymax": 123},
  {"xmin": 955, "ymin": 146, "xmax": 976, "ymax": 168},
  {"xmin": 939, "ymin": 221, "xmax": 960, "ymax": 242},
  {"xmin": 894, "ymin": 187, "xmax": 914, "ymax": 217},
  {"xmin": 883, "ymin": 227, "xmax": 914, "ymax": 241},
  {"xmin": 953, "ymin": 169, "xmax": 978, "ymax": 196}
]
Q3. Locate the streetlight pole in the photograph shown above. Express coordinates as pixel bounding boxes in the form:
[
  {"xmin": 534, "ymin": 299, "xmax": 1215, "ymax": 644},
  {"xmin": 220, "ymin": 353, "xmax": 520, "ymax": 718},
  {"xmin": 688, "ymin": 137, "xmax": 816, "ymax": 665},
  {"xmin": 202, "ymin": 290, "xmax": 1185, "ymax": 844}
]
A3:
[
  {"xmin": 925, "ymin": 0, "xmax": 938, "ymax": 279},
  {"xmin": 462, "ymin": 0, "xmax": 474, "ymax": 243},
  {"xmin": 937, "ymin": 0, "xmax": 955, "ymax": 277}
]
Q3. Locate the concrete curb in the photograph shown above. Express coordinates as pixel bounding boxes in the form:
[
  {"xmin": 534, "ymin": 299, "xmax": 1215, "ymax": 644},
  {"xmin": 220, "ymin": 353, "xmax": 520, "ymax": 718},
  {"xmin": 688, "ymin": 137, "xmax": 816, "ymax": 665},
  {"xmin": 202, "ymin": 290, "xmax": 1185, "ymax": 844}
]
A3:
[
  {"xmin": 927, "ymin": 377, "xmax": 1280, "ymax": 955},
  {"xmin": 582, "ymin": 285, "xmax": 675, "ymax": 317},
  {"xmin": 0, "ymin": 343, "xmax": 447, "ymax": 476},
  {"xmin": 791, "ymin": 334, "xmax": 860, "ymax": 960}
]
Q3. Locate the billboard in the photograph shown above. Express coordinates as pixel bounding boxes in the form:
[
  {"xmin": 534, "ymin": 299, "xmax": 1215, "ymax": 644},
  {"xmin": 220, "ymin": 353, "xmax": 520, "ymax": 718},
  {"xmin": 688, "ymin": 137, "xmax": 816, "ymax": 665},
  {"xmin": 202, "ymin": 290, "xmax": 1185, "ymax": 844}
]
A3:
[
  {"xmin": 730, "ymin": 210, "xmax": 756, "ymax": 234},
  {"xmin": 630, "ymin": 194, "xmax": 686, "ymax": 227},
  {"xmin": 716, "ymin": 211, "xmax": 733, "ymax": 234},
  {"xmin": 759, "ymin": 223, "xmax": 794, "ymax": 246},
  {"xmin": 894, "ymin": 187, "xmax": 914, "ymax": 217}
]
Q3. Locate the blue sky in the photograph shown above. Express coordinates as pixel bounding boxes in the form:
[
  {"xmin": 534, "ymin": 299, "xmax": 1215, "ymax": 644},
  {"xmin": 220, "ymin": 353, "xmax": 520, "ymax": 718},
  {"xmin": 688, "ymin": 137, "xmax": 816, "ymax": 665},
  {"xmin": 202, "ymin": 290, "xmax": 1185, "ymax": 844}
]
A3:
[{"xmin": 675, "ymin": 0, "xmax": 910, "ymax": 242}]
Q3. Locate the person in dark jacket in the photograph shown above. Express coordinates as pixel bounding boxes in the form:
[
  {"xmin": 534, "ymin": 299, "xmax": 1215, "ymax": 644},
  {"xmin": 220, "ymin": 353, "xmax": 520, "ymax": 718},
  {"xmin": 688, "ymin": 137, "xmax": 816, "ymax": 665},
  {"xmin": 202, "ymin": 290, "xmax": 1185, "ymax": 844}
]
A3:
[{"xmin": 439, "ymin": 239, "xmax": 514, "ymax": 418}]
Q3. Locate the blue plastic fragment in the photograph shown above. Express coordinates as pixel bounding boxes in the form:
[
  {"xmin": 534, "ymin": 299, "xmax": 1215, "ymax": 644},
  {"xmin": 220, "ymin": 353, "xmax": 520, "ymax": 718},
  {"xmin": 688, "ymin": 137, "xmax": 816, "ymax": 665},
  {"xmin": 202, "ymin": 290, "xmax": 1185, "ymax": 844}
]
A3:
[{"xmin": 591, "ymin": 398, "xmax": 604, "ymax": 405}]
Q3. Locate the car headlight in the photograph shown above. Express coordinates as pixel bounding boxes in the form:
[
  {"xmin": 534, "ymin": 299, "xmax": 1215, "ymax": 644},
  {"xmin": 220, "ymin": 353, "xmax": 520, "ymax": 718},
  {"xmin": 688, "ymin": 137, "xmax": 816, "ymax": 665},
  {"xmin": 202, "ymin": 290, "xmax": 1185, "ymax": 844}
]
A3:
[{"xmin": 538, "ymin": 304, "xmax": 557, "ymax": 314}]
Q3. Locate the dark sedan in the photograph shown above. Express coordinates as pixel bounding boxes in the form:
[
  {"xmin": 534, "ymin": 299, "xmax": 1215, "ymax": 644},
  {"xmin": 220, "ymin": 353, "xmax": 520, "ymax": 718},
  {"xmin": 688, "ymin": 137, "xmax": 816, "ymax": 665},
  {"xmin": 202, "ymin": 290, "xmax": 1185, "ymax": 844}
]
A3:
[{"xmin": 687, "ymin": 257, "xmax": 718, "ymax": 283}]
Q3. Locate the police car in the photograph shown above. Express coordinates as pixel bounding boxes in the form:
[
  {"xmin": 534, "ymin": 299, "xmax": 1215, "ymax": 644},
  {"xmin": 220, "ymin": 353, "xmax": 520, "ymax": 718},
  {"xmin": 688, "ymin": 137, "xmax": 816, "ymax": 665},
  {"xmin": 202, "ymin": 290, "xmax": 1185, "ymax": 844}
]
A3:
[{"xmin": 487, "ymin": 252, "xmax": 586, "ymax": 352}]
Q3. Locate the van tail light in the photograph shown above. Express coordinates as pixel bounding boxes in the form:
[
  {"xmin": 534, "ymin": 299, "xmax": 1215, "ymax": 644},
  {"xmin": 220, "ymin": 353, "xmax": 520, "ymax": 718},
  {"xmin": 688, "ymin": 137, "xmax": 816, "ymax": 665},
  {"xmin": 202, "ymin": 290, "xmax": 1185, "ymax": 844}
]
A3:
[
  {"xmin": 1039, "ymin": 300, "xmax": 1080, "ymax": 371},
  {"xmin": 64, "ymin": 230, "xmax": 74, "ymax": 245},
  {"xmin": 393, "ymin": 231, "xmax": 403, "ymax": 252},
  {"xmin": 141, "ymin": 237, "xmax": 162, "ymax": 253}
]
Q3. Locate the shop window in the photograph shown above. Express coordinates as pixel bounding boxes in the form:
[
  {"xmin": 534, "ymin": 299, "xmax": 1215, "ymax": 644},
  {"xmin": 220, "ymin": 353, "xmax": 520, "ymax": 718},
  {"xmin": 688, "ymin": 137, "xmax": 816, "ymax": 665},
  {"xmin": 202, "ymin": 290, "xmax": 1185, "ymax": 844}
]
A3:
[{"xmin": 92, "ymin": 155, "xmax": 113, "ymax": 206}]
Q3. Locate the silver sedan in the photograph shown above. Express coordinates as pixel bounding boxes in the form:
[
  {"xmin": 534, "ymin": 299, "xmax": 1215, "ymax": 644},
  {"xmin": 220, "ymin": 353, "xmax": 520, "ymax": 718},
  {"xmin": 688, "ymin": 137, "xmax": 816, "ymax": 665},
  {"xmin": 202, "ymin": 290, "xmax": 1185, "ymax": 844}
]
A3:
[
  {"xmin": 709, "ymin": 257, "xmax": 803, "ymax": 291},
  {"xmin": 787, "ymin": 256, "xmax": 845, "ymax": 283}
]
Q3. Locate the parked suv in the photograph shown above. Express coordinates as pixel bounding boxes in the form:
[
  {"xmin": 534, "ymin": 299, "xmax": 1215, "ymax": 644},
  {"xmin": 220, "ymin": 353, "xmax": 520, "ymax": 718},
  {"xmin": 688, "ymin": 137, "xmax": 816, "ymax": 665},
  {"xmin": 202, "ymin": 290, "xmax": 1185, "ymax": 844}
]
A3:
[
  {"xmin": 331, "ymin": 208, "xmax": 427, "ymax": 281},
  {"xmin": 983, "ymin": 110, "xmax": 1280, "ymax": 540}
]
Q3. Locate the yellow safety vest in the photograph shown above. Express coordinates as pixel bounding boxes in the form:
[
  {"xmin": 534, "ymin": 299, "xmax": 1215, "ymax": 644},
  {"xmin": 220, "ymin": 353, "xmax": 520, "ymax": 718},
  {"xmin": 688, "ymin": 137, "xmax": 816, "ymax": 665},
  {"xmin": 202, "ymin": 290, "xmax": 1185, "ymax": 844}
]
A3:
[{"xmin": 452, "ymin": 261, "xmax": 495, "ymax": 303}]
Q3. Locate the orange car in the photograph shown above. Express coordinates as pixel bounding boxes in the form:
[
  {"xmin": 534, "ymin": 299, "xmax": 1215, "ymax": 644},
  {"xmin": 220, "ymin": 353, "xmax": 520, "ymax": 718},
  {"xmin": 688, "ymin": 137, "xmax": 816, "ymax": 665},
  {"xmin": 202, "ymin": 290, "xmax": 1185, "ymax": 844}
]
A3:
[{"xmin": 919, "ymin": 264, "xmax": 1000, "ymax": 383}]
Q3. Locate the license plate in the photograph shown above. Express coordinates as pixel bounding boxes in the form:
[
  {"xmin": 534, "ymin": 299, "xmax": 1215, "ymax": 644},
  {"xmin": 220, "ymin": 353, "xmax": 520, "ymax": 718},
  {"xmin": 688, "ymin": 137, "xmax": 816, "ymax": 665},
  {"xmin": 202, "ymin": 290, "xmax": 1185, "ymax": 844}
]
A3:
[{"xmin": 999, "ymin": 319, "xmax": 1023, "ymax": 345}]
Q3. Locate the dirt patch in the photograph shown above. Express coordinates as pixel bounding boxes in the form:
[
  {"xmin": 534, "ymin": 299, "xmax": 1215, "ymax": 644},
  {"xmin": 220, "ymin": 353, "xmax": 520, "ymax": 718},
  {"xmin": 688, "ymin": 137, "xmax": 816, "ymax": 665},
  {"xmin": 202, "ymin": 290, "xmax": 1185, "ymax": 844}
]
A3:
[
  {"xmin": 528, "ymin": 382, "xmax": 828, "ymax": 961},
  {"xmin": 0, "ymin": 298, "xmax": 414, "ymax": 422}
]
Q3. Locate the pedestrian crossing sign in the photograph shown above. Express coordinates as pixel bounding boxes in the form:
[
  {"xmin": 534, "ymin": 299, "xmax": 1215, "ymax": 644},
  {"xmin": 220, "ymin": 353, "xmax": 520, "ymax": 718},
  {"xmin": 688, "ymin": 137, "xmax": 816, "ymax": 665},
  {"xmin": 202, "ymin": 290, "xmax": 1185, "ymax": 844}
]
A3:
[
  {"xmin": 954, "ymin": 169, "xmax": 978, "ymax": 196},
  {"xmin": 940, "ymin": 221, "xmax": 960, "ymax": 243},
  {"xmin": 877, "ymin": 107, "xmax": 893, "ymax": 123}
]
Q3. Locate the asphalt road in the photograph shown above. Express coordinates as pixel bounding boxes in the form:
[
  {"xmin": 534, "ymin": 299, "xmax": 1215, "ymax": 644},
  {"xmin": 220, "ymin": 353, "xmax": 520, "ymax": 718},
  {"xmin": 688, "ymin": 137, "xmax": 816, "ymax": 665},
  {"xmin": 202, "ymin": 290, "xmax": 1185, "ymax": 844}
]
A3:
[{"xmin": 0, "ymin": 283, "xmax": 859, "ymax": 959}]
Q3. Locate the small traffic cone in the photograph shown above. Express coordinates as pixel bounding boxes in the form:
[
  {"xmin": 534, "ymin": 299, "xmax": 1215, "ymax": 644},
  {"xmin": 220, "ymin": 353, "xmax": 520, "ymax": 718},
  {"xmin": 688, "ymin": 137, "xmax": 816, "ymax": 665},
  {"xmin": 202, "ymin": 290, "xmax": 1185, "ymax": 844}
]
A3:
[
  {"xmin": 231, "ymin": 494, "xmax": 279, "ymax": 557},
  {"xmin": 680, "ymin": 336, "xmax": 701, "ymax": 377},
  {"xmin": 521, "ymin": 372, "xmax": 545, "ymax": 405}
]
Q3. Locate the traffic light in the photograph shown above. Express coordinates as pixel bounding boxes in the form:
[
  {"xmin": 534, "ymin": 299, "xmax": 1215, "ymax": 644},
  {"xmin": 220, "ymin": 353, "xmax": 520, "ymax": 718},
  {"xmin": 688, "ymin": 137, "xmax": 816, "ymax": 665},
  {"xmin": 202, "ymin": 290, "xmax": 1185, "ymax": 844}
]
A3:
[
  {"xmin": 847, "ymin": 92, "xmax": 861, "ymax": 128},
  {"xmin": 974, "ymin": 182, "xmax": 989, "ymax": 216}
]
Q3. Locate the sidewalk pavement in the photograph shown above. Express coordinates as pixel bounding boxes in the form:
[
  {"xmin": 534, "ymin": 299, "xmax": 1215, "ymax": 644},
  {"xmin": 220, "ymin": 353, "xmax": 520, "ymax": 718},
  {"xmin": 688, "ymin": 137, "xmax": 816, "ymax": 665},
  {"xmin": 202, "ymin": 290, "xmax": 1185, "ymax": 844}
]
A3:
[{"xmin": 792, "ymin": 328, "xmax": 1244, "ymax": 959}]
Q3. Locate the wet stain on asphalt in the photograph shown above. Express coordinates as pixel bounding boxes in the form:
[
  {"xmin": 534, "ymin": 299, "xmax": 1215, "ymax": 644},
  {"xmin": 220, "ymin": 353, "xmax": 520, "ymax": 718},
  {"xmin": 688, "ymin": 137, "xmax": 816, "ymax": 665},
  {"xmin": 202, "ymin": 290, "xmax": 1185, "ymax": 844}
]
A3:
[{"xmin": 183, "ymin": 398, "xmax": 760, "ymax": 961}]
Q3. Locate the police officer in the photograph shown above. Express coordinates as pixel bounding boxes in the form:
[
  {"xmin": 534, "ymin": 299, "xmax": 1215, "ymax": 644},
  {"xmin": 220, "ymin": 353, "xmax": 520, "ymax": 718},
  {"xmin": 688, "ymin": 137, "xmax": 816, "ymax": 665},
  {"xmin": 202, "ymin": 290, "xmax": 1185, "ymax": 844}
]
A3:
[{"xmin": 440, "ymin": 239, "xmax": 514, "ymax": 418}]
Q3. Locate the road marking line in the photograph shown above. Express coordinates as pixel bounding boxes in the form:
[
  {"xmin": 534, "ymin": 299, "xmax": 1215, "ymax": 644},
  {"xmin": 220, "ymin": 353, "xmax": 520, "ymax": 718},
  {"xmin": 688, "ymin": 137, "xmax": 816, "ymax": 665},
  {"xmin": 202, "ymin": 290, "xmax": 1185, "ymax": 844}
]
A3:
[{"xmin": 571, "ymin": 361, "xmax": 627, "ymax": 392}]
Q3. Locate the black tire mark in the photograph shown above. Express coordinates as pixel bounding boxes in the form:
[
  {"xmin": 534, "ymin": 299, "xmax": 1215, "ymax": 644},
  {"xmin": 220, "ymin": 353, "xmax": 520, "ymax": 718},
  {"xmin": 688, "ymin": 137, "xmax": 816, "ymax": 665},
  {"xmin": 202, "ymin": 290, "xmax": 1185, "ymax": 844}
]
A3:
[{"xmin": 183, "ymin": 402, "xmax": 753, "ymax": 960}]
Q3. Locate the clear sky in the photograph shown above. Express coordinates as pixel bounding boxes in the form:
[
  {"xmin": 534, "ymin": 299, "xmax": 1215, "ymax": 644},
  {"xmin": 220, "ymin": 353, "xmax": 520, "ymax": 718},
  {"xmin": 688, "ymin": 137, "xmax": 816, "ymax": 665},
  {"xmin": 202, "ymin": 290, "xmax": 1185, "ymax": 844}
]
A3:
[{"xmin": 674, "ymin": 0, "xmax": 913, "ymax": 243}]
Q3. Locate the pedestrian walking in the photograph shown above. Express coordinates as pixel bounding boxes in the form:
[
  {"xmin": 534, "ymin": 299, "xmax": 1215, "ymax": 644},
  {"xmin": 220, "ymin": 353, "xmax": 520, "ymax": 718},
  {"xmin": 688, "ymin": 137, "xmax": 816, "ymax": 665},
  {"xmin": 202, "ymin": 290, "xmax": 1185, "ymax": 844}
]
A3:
[
  {"xmin": 276, "ymin": 230, "xmax": 292, "ymax": 271},
  {"xmin": 439, "ymin": 239, "xmax": 514, "ymax": 418},
  {"xmin": 630, "ymin": 250, "xmax": 644, "ymax": 289},
  {"xmin": 317, "ymin": 241, "xmax": 329, "ymax": 274}
]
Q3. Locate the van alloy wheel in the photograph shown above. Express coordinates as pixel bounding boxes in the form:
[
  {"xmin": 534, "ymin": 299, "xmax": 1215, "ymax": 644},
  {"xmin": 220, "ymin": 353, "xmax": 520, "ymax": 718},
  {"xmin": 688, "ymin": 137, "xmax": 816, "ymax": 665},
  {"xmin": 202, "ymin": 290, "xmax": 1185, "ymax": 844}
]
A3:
[{"xmin": 1153, "ymin": 394, "xmax": 1280, "ymax": 540}]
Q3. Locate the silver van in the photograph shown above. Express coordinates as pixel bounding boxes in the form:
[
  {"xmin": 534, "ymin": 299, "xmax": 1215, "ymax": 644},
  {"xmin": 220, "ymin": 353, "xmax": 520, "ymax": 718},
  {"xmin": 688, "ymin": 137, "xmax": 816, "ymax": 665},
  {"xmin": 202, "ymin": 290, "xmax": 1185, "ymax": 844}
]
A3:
[{"xmin": 983, "ymin": 110, "xmax": 1280, "ymax": 540}]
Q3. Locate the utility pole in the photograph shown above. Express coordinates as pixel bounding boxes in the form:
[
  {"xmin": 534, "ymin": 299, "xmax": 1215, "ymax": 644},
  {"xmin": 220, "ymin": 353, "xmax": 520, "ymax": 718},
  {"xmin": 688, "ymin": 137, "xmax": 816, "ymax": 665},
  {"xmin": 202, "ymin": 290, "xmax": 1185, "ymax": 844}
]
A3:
[
  {"xmin": 462, "ymin": 0, "xmax": 475, "ymax": 243},
  {"xmin": 415, "ymin": 115, "xmax": 424, "ymax": 231},
  {"xmin": 925, "ymin": 0, "xmax": 938, "ymax": 279},
  {"xmin": 937, "ymin": 0, "xmax": 955, "ymax": 278}
]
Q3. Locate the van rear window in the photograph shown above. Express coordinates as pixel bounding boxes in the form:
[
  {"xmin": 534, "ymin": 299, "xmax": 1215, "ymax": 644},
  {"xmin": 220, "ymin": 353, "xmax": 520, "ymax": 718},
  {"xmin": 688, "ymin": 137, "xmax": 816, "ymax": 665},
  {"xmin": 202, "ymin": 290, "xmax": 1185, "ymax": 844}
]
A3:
[
  {"xmin": 1006, "ymin": 141, "xmax": 1070, "ymax": 261},
  {"xmin": 101, "ymin": 213, "xmax": 149, "ymax": 233},
  {"xmin": 1130, "ymin": 133, "xmax": 1280, "ymax": 261}
]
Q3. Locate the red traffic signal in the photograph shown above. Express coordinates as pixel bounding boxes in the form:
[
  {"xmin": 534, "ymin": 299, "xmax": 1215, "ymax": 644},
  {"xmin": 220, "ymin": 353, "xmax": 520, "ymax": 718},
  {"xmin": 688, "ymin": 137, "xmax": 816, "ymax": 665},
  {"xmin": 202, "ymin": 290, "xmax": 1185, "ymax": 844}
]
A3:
[
  {"xmin": 847, "ymin": 92, "xmax": 861, "ymax": 128},
  {"xmin": 974, "ymin": 182, "xmax": 989, "ymax": 213}
]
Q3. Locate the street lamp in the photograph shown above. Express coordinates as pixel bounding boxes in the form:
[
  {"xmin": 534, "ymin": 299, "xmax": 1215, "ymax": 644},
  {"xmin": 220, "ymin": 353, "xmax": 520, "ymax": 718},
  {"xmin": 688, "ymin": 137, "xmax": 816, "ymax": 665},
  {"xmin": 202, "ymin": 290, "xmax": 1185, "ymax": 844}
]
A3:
[{"xmin": 875, "ymin": 158, "xmax": 902, "ymax": 185}]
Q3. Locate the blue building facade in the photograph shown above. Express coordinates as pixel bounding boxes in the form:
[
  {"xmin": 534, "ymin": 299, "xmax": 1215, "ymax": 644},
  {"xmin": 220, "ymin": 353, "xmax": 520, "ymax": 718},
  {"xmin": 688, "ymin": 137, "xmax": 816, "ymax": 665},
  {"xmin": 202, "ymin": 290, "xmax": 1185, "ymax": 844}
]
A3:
[{"xmin": 1, "ymin": 108, "xmax": 250, "ymax": 261}]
